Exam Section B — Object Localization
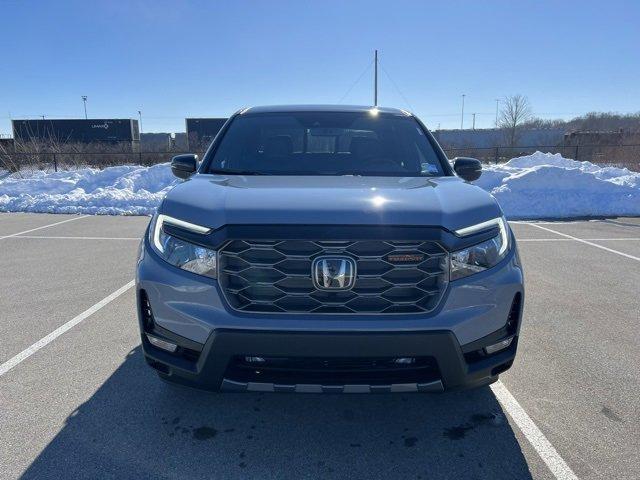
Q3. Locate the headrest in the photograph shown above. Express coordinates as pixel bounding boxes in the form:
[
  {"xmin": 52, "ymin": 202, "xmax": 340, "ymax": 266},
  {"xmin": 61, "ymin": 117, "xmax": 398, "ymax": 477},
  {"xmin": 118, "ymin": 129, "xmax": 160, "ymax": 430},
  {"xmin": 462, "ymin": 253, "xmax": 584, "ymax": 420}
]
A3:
[
  {"xmin": 264, "ymin": 135, "xmax": 293, "ymax": 156},
  {"xmin": 350, "ymin": 137, "xmax": 381, "ymax": 159}
]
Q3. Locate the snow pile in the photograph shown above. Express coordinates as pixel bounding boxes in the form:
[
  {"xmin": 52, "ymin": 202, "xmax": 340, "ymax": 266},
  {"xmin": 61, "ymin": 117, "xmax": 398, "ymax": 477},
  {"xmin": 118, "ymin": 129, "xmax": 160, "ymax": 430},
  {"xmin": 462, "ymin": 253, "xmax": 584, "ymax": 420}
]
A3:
[
  {"xmin": 0, "ymin": 164, "xmax": 177, "ymax": 215},
  {"xmin": 0, "ymin": 152, "xmax": 638, "ymax": 218},
  {"xmin": 475, "ymin": 152, "xmax": 640, "ymax": 219}
]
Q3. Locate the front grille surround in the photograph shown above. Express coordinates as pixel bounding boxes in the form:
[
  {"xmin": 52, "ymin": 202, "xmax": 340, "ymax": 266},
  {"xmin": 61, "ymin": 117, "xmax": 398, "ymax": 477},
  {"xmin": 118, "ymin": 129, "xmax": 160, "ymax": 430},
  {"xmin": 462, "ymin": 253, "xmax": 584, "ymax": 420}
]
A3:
[{"xmin": 218, "ymin": 239, "xmax": 449, "ymax": 315}]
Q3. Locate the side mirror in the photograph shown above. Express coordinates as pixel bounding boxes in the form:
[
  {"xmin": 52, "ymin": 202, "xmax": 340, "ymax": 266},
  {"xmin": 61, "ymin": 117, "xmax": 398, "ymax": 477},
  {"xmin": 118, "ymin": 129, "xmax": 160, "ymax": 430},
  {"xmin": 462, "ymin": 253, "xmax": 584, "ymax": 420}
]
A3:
[
  {"xmin": 171, "ymin": 154, "xmax": 198, "ymax": 179},
  {"xmin": 453, "ymin": 157, "xmax": 482, "ymax": 182}
]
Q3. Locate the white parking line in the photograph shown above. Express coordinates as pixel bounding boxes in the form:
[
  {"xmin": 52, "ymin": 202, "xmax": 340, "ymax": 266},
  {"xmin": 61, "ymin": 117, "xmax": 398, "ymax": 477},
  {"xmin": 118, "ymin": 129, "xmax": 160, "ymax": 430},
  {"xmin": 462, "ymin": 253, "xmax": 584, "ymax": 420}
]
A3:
[
  {"xmin": 518, "ymin": 237, "xmax": 640, "ymax": 242},
  {"xmin": 527, "ymin": 223, "xmax": 640, "ymax": 262},
  {"xmin": 0, "ymin": 280, "xmax": 135, "ymax": 377},
  {"xmin": 8, "ymin": 235, "xmax": 141, "ymax": 241},
  {"xmin": 491, "ymin": 381, "xmax": 578, "ymax": 480},
  {"xmin": 0, "ymin": 215, "xmax": 88, "ymax": 240},
  {"xmin": 510, "ymin": 221, "xmax": 589, "ymax": 225}
]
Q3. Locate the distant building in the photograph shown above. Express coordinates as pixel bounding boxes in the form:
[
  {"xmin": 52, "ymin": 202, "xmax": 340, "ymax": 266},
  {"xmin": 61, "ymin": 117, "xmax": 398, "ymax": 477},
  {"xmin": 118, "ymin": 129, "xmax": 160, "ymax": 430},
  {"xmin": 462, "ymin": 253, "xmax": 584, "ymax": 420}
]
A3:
[
  {"xmin": 185, "ymin": 118, "xmax": 228, "ymax": 150},
  {"xmin": 12, "ymin": 119, "xmax": 140, "ymax": 150},
  {"xmin": 562, "ymin": 129, "xmax": 625, "ymax": 147},
  {"xmin": 562, "ymin": 129, "xmax": 631, "ymax": 163},
  {"xmin": 432, "ymin": 128, "xmax": 565, "ymax": 149}
]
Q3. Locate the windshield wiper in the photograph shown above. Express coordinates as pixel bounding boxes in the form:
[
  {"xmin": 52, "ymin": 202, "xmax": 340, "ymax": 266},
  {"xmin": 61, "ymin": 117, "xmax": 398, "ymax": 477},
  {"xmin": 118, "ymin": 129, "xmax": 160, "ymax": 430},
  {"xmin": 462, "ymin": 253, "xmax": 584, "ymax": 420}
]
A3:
[
  {"xmin": 333, "ymin": 171, "xmax": 435, "ymax": 177},
  {"xmin": 209, "ymin": 169, "xmax": 332, "ymax": 176},
  {"xmin": 208, "ymin": 169, "xmax": 435, "ymax": 177},
  {"xmin": 208, "ymin": 169, "xmax": 268, "ymax": 175}
]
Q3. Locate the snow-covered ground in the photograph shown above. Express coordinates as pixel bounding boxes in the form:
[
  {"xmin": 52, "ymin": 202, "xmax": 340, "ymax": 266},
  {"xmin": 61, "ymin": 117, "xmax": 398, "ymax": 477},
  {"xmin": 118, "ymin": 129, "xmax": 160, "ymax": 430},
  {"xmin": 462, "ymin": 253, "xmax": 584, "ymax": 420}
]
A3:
[
  {"xmin": 477, "ymin": 152, "xmax": 639, "ymax": 218},
  {"xmin": 0, "ymin": 164, "xmax": 176, "ymax": 215},
  {"xmin": 0, "ymin": 152, "xmax": 638, "ymax": 219}
]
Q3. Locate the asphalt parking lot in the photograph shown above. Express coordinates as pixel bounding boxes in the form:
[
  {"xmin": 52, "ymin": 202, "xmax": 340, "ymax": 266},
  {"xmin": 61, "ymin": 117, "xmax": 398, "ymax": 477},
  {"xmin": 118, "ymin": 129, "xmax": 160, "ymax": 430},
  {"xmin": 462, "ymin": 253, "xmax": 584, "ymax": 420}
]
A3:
[{"xmin": 1, "ymin": 213, "xmax": 638, "ymax": 480}]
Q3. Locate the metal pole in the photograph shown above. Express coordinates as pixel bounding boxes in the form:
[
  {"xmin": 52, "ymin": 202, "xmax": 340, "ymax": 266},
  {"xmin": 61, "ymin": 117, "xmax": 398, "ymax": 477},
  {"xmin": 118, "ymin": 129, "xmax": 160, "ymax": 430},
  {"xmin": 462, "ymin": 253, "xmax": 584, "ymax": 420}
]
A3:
[
  {"xmin": 472, "ymin": 113, "xmax": 476, "ymax": 130},
  {"xmin": 374, "ymin": 50, "xmax": 378, "ymax": 107},
  {"xmin": 460, "ymin": 94, "xmax": 465, "ymax": 129},
  {"xmin": 495, "ymin": 99, "xmax": 499, "ymax": 127},
  {"xmin": 82, "ymin": 96, "xmax": 88, "ymax": 119},
  {"xmin": 137, "ymin": 111, "xmax": 143, "ymax": 162}
]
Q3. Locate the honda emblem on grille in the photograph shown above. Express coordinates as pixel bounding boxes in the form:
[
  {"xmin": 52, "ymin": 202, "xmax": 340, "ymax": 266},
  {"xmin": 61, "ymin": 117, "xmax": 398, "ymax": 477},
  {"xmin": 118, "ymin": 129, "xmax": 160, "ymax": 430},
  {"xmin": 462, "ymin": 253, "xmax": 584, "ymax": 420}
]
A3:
[{"xmin": 312, "ymin": 256, "xmax": 357, "ymax": 290}]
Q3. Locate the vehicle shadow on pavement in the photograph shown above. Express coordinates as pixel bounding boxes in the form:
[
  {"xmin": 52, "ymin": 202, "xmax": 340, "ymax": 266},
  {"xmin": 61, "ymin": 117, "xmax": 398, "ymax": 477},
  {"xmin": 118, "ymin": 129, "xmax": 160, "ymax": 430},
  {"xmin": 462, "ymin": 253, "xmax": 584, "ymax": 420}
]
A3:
[{"xmin": 21, "ymin": 347, "xmax": 533, "ymax": 480}]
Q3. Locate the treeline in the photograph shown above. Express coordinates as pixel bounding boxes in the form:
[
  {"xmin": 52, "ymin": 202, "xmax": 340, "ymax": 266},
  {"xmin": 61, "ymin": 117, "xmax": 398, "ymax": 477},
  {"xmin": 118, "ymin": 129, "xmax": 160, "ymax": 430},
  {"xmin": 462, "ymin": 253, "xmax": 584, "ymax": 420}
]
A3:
[{"xmin": 523, "ymin": 112, "xmax": 640, "ymax": 132}]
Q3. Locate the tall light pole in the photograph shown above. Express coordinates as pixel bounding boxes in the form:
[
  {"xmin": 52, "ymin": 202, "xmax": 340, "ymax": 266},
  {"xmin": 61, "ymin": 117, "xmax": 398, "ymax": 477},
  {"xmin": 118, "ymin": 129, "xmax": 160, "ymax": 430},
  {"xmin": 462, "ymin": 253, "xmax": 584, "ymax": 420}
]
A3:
[
  {"xmin": 138, "ymin": 110, "xmax": 143, "ymax": 134},
  {"xmin": 460, "ymin": 94, "xmax": 465, "ymax": 129},
  {"xmin": 374, "ymin": 49, "xmax": 378, "ymax": 107},
  {"xmin": 81, "ymin": 96, "xmax": 88, "ymax": 119},
  {"xmin": 495, "ymin": 99, "xmax": 500, "ymax": 128}
]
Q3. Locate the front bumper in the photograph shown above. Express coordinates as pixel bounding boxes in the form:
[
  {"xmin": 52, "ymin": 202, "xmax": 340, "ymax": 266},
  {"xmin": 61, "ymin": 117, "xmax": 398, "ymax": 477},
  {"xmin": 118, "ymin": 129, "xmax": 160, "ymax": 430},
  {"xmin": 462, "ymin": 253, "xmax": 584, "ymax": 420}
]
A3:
[
  {"xmin": 137, "ymin": 232, "xmax": 524, "ymax": 393},
  {"xmin": 141, "ymin": 327, "xmax": 519, "ymax": 393}
]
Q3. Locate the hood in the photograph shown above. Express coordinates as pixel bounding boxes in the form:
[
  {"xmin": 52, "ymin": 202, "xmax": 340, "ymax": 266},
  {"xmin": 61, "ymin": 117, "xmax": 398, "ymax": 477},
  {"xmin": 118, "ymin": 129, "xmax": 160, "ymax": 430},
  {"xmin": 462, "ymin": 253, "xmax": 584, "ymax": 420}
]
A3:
[{"xmin": 160, "ymin": 175, "xmax": 502, "ymax": 233}]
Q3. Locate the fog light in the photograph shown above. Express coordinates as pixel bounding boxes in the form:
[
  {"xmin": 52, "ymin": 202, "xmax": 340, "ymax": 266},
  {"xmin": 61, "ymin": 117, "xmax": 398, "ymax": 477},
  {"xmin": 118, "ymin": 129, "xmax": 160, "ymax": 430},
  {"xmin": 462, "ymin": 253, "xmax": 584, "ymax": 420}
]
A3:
[
  {"xmin": 484, "ymin": 336, "xmax": 514, "ymax": 355},
  {"xmin": 146, "ymin": 334, "xmax": 178, "ymax": 353},
  {"xmin": 394, "ymin": 357, "xmax": 416, "ymax": 365},
  {"xmin": 244, "ymin": 356, "xmax": 266, "ymax": 364}
]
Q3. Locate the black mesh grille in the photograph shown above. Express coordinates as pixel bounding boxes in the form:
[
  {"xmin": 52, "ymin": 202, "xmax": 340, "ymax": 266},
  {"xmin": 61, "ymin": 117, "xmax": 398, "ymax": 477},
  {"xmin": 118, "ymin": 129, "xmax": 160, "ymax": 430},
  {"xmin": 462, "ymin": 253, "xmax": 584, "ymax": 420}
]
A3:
[{"xmin": 218, "ymin": 239, "xmax": 448, "ymax": 314}]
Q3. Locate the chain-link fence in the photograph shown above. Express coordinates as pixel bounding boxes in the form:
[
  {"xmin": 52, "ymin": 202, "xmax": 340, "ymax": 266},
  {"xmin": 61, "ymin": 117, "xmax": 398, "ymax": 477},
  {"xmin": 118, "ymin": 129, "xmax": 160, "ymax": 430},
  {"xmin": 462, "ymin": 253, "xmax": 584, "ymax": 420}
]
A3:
[
  {"xmin": 2, "ymin": 144, "xmax": 640, "ymax": 174},
  {"xmin": 0, "ymin": 150, "xmax": 206, "ymax": 174},
  {"xmin": 442, "ymin": 144, "xmax": 640, "ymax": 171}
]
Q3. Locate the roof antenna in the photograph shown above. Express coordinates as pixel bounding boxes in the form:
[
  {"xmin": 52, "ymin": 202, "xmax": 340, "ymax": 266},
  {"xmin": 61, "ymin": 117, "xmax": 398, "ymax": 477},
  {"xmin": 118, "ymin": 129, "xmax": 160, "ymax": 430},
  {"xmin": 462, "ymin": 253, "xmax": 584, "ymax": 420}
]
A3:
[{"xmin": 374, "ymin": 50, "xmax": 378, "ymax": 107}]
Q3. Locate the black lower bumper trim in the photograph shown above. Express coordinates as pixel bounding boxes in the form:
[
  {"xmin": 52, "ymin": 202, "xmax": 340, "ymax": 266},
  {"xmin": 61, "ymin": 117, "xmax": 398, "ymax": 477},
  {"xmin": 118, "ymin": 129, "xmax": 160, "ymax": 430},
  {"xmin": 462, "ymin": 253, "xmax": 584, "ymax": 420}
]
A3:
[{"xmin": 142, "ymin": 329, "xmax": 517, "ymax": 393}]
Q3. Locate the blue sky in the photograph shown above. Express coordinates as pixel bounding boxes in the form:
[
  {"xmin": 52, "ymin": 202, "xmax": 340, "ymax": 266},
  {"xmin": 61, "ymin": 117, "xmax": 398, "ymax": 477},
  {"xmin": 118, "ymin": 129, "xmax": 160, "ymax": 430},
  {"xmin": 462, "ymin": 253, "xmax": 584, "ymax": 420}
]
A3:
[{"xmin": 1, "ymin": 0, "xmax": 638, "ymax": 134}]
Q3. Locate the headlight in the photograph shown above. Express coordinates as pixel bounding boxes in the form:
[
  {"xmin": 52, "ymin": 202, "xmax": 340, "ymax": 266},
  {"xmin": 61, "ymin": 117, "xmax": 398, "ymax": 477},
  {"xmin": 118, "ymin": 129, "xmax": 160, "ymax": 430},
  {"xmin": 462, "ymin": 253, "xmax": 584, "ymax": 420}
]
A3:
[
  {"xmin": 150, "ymin": 214, "xmax": 216, "ymax": 279},
  {"xmin": 450, "ymin": 217, "xmax": 510, "ymax": 281}
]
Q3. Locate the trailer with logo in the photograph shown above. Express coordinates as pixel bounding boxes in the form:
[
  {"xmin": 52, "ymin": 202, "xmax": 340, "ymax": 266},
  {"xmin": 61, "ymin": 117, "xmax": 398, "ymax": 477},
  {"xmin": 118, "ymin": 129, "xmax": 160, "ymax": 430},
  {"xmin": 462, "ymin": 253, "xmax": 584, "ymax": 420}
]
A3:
[{"xmin": 12, "ymin": 119, "xmax": 140, "ymax": 150}]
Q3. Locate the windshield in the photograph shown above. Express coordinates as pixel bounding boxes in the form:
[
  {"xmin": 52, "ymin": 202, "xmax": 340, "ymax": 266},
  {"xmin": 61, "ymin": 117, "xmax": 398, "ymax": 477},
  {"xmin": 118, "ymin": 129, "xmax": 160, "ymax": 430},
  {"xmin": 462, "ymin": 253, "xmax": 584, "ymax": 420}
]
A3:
[{"xmin": 204, "ymin": 112, "xmax": 446, "ymax": 176}]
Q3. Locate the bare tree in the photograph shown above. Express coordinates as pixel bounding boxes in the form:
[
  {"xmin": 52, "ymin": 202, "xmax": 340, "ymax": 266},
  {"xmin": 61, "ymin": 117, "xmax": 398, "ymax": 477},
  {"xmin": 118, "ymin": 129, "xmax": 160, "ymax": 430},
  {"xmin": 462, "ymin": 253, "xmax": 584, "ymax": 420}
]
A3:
[
  {"xmin": 499, "ymin": 94, "xmax": 532, "ymax": 147},
  {"xmin": 0, "ymin": 139, "xmax": 20, "ymax": 175}
]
